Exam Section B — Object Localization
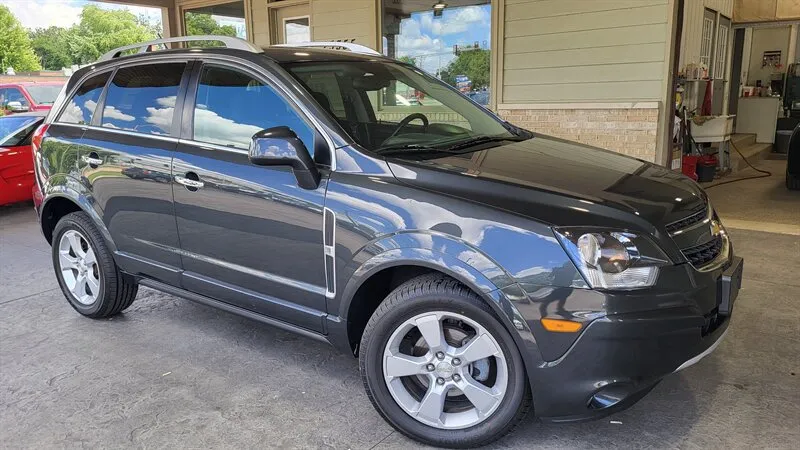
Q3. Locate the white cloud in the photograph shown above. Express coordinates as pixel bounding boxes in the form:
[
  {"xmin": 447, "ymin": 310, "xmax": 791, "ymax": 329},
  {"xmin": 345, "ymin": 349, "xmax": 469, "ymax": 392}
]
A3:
[
  {"xmin": 420, "ymin": 6, "xmax": 488, "ymax": 36},
  {"xmin": 102, "ymin": 105, "xmax": 134, "ymax": 122},
  {"xmin": 0, "ymin": 0, "xmax": 161, "ymax": 30},
  {"xmin": 194, "ymin": 108, "xmax": 262, "ymax": 148}
]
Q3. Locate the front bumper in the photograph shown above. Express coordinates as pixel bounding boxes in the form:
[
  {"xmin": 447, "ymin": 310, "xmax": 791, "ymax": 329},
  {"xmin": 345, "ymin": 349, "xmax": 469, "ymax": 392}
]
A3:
[{"xmin": 523, "ymin": 255, "xmax": 742, "ymax": 422}]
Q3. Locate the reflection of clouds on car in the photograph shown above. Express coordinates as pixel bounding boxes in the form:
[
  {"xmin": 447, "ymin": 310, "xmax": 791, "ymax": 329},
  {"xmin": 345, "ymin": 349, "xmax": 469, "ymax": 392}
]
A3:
[
  {"xmin": 262, "ymin": 144, "xmax": 295, "ymax": 158},
  {"xmin": 144, "ymin": 96, "xmax": 176, "ymax": 134},
  {"xmin": 194, "ymin": 106, "xmax": 261, "ymax": 148},
  {"xmin": 59, "ymin": 101, "xmax": 85, "ymax": 124}
]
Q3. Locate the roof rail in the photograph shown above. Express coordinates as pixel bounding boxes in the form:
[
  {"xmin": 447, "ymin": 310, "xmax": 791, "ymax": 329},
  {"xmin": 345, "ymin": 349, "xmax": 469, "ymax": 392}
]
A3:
[
  {"xmin": 273, "ymin": 41, "xmax": 381, "ymax": 56},
  {"xmin": 99, "ymin": 35, "xmax": 261, "ymax": 61}
]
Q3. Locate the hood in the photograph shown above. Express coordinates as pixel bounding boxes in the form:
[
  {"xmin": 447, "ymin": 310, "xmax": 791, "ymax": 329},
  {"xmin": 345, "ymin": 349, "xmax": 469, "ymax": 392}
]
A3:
[{"xmin": 386, "ymin": 134, "xmax": 706, "ymax": 230}]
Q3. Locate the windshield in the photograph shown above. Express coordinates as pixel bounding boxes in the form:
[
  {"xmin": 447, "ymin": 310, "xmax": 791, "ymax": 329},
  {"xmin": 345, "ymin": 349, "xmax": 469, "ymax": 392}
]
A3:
[
  {"xmin": 24, "ymin": 85, "xmax": 63, "ymax": 105},
  {"xmin": 0, "ymin": 116, "xmax": 41, "ymax": 146},
  {"xmin": 282, "ymin": 60, "xmax": 523, "ymax": 153}
]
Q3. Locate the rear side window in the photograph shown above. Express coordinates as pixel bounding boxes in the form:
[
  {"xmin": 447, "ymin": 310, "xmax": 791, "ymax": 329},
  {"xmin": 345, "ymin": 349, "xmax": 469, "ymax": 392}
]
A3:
[
  {"xmin": 101, "ymin": 63, "xmax": 185, "ymax": 135},
  {"xmin": 58, "ymin": 72, "xmax": 110, "ymax": 124},
  {"xmin": 192, "ymin": 65, "xmax": 314, "ymax": 152}
]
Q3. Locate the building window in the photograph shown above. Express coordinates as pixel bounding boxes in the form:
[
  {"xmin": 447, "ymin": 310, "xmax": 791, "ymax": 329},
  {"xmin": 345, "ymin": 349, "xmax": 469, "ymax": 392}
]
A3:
[
  {"xmin": 700, "ymin": 16, "xmax": 714, "ymax": 74},
  {"xmin": 381, "ymin": 0, "xmax": 492, "ymax": 106},
  {"xmin": 714, "ymin": 24, "xmax": 728, "ymax": 79},
  {"xmin": 183, "ymin": 0, "xmax": 247, "ymax": 43},
  {"xmin": 284, "ymin": 16, "xmax": 310, "ymax": 44}
]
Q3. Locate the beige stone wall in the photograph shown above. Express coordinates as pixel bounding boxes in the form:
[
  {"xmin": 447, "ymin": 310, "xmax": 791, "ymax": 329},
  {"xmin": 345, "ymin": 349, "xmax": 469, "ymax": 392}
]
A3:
[{"xmin": 497, "ymin": 107, "xmax": 660, "ymax": 162}]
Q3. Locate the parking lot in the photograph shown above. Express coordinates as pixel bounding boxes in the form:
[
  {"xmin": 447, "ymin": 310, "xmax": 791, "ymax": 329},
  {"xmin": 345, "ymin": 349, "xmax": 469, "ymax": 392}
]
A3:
[{"xmin": 1, "ymin": 159, "xmax": 799, "ymax": 449}]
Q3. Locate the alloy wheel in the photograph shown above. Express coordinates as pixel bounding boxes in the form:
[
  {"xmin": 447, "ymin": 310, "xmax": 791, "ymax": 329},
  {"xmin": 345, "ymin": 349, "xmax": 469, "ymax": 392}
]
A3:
[
  {"xmin": 58, "ymin": 229, "xmax": 101, "ymax": 305},
  {"xmin": 382, "ymin": 311, "xmax": 508, "ymax": 429}
]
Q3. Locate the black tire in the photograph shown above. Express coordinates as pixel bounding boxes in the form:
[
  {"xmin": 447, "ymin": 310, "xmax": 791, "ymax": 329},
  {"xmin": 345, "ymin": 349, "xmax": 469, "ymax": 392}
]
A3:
[
  {"xmin": 787, "ymin": 170, "xmax": 800, "ymax": 190},
  {"xmin": 52, "ymin": 211, "xmax": 137, "ymax": 318},
  {"xmin": 359, "ymin": 274, "xmax": 531, "ymax": 448}
]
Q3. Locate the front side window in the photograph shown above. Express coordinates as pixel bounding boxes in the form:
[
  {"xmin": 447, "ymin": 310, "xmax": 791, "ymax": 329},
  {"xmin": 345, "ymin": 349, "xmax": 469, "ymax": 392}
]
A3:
[
  {"xmin": 101, "ymin": 63, "xmax": 185, "ymax": 135},
  {"xmin": 192, "ymin": 65, "xmax": 314, "ymax": 152},
  {"xmin": 284, "ymin": 61, "xmax": 521, "ymax": 154},
  {"xmin": 58, "ymin": 72, "xmax": 110, "ymax": 124}
]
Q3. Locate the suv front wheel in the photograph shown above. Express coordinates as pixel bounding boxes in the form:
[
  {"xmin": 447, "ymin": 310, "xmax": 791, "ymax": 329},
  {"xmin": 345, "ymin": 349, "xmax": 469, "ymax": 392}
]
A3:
[
  {"xmin": 52, "ymin": 211, "xmax": 138, "ymax": 317},
  {"xmin": 359, "ymin": 274, "xmax": 531, "ymax": 448}
]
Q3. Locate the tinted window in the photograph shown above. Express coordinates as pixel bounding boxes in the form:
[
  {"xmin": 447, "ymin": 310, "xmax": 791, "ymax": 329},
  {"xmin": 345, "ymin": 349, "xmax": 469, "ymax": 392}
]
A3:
[
  {"xmin": 102, "ymin": 63, "xmax": 185, "ymax": 135},
  {"xmin": 0, "ymin": 116, "xmax": 41, "ymax": 146},
  {"xmin": 58, "ymin": 72, "xmax": 110, "ymax": 124},
  {"xmin": 193, "ymin": 65, "xmax": 314, "ymax": 152}
]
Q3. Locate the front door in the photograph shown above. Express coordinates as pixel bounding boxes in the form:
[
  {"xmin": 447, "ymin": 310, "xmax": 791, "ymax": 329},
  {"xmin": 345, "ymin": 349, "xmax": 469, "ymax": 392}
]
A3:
[
  {"xmin": 272, "ymin": 3, "xmax": 310, "ymax": 44},
  {"xmin": 172, "ymin": 61, "xmax": 328, "ymax": 332}
]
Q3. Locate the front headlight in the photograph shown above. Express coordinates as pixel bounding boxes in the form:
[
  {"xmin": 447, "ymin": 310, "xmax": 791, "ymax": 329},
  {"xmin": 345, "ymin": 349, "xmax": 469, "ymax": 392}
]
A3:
[{"xmin": 554, "ymin": 228, "xmax": 671, "ymax": 289}]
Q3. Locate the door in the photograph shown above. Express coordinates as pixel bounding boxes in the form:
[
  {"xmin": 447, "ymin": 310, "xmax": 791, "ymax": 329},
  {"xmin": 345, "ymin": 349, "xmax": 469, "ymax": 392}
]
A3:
[
  {"xmin": 172, "ymin": 61, "xmax": 328, "ymax": 332},
  {"xmin": 77, "ymin": 62, "xmax": 191, "ymax": 286},
  {"xmin": 273, "ymin": 3, "xmax": 310, "ymax": 44}
]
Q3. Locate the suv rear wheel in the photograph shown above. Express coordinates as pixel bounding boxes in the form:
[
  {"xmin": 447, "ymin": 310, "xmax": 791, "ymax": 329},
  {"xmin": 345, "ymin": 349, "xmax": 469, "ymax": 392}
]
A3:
[
  {"xmin": 359, "ymin": 274, "xmax": 531, "ymax": 448},
  {"xmin": 52, "ymin": 211, "xmax": 138, "ymax": 317}
]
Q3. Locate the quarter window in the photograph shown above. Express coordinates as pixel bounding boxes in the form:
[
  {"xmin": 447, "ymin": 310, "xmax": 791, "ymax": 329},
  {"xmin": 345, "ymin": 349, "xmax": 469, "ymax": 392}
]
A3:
[
  {"xmin": 58, "ymin": 72, "xmax": 110, "ymax": 125},
  {"xmin": 192, "ymin": 65, "xmax": 314, "ymax": 153},
  {"xmin": 101, "ymin": 63, "xmax": 185, "ymax": 135}
]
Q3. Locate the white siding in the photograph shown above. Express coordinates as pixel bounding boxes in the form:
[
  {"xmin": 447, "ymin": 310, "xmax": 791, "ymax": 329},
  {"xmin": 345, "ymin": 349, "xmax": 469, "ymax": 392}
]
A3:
[
  {"xmin": 310, "ymin": 0, "xmax": 378, "ymax": 49},
  {"xmin": 679, "ymin": 0, "xmax": 734, "ymax": 70},
  {"xmin": 501, "ymin": 0, "xmax": 672, "ymax": 103}
]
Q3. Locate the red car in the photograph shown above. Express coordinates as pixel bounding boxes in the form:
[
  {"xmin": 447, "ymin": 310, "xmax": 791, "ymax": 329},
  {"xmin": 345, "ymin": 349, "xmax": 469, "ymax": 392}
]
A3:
[
  {"xmin": 0, "ymin": 111, "xmax": 46, "ymax": 205},
  {"xmin": 0, "ymin": 82, "xmax": 64, "ymax": 114}
]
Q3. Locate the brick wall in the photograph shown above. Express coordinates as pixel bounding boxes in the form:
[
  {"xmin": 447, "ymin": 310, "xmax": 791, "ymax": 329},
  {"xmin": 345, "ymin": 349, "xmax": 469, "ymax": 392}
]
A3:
[{"xmin": 497, "ymin": 107, "xmax": 660, "ymax": 162}]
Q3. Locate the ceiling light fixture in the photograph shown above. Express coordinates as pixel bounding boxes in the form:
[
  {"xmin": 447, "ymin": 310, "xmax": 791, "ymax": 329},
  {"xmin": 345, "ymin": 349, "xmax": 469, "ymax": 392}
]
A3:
[{"xmin": 433, "ymin": 2, "xmax": 447, "ymax": 17}]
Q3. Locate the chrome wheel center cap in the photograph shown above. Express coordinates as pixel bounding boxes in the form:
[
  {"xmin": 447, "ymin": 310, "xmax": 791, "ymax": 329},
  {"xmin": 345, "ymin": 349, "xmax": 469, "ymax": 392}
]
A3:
[{"xmin": 435, "ymin": 361, "xmax": 455, "ymax": 379}]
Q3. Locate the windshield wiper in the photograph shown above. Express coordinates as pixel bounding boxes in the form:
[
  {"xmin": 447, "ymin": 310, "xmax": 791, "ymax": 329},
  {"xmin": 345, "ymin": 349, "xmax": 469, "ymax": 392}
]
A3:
[
  {"xmin": 374, "ymin": 144, "xmax": 442, "ymax": 155},
  {"xmin": 440, "ymin": 135, "xmax": 519, "ymax": 152}
]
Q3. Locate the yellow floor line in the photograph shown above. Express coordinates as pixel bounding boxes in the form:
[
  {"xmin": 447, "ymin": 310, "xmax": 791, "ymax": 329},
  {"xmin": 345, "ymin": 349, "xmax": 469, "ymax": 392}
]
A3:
[{"xmin": 724, "ymin": 219, "xmax": 800, "ymax": 236}]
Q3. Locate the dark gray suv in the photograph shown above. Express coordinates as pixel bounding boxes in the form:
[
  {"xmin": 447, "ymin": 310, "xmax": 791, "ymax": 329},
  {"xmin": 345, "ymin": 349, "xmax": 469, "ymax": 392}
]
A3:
[{"xmin": 32, "ymin": 36, "xmax": 743, "ymax": 448}]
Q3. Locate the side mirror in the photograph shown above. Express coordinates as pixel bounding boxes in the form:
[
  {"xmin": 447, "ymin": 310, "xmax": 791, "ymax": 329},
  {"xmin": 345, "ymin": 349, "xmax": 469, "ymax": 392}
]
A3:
[
  {"xmin": 6, "ymin": 101, "xmax": 29, "ymax": 113},
  {"xmin": 249, "ymin": 126, "xmax": 320, "ymax": 189}
]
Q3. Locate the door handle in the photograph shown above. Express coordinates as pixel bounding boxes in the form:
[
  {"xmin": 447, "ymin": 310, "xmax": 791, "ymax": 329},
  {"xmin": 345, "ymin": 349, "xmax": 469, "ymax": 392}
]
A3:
[
  {"xmin": 82, "ymin": 153, "xmax": 103, "ymax": 167},
  {"xmin": 175, "ymin": 174, "xmax": 204, "ymax": 190}
]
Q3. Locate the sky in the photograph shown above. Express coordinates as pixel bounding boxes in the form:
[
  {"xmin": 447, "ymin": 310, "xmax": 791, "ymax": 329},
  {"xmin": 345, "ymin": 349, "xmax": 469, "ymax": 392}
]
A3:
[
  {"xmin": 391, "ymin": 4, "xmax": 491, "ymax": 75},
  {"xmin": 1, "ymin": 0, "xmax": 162, "ymax": 29}
]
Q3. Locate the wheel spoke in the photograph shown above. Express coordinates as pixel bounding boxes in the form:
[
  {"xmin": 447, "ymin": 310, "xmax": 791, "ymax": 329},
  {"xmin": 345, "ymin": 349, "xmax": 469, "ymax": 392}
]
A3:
[
  {"xmin": 415, "ymin": 383, "xmax": 448, "ymax": 425},
  {"xmin": 455, "ymin": 333, "xmax": 499, "ymax": 364},
  {"xmin": 59, "ymin": 250, "xmax": 79, "ymax": 270},
  {"xmin": 461, "ymin": 377, "xmax": 501, "ymax": 415},
  {"xmin": 385, "ymin": 352, "xmax": 429, "ymax": 378},
  {"xmin": 415, "ymin": 314, "xmax": 446, "ymax": 352},
  {"xmin": 86, "ymin": 274, "xmax": 100, "ymax": 296},
  {"xmin": 83, "ymin": 248, "xmax": 97, "ymax": 266},
  {"xmin": 72, "ymin": 273, "xmax": 87, "ymax": 298},
  {"xmin": 67, "ymin": 233, "xmax": 85, "ymax": 258}
]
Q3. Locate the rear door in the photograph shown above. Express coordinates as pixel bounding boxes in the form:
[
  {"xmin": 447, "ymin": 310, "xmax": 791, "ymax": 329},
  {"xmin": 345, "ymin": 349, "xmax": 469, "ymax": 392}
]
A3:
[
  {"xmin": 77, "ymin": 61, "xmax": 192, "ymax": 285},
  {"xmin": 172, "ymin": 60, "xmax": 329, "ymax": 332}
]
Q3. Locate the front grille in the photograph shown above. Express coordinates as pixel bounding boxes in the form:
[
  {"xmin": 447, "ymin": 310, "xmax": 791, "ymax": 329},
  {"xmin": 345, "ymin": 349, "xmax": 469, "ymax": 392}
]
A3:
[
  {"xmin": 666, "ymin": 204, "xmax": 708, "ymax": 234},
  {"xmin": 682, "ymin": 235, "xmax": 723, "ymax": 267}
]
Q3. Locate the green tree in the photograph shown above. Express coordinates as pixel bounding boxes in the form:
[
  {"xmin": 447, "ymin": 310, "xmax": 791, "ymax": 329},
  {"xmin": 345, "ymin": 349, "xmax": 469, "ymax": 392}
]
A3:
[
  {"xmin": 439, "ymin": 49, "xmax": 490, "ymax": 90},
  {"xmin": 30, "ymin": 27, "xmax": 73, "ymax": 70},
  {"xmin": 0, "ymin": 5, "xmax": 41, "ymax": 72},
  {"xmin": 398, "ymin": 55, "xmax": 417, "ymax": 66},
  {"xmin": 184, "ymin": 12, "xmax": 237, "ymax": 47},
  {"xmin": 69, "ymin": 5, "xmax": 156, "ymax": 63}
]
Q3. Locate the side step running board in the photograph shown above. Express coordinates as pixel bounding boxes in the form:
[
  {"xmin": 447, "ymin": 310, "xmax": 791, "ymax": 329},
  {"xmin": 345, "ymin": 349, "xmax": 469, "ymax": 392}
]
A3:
[{"xmin": 138, "ymin": 278, "xmax": 330, "ymax": 344}]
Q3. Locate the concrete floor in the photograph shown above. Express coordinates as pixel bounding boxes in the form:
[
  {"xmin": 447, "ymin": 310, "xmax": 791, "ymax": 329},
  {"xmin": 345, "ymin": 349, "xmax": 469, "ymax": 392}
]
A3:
[{"xmin": 1, "ymin": 160, "xmax": 799, "ymax": 449}]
